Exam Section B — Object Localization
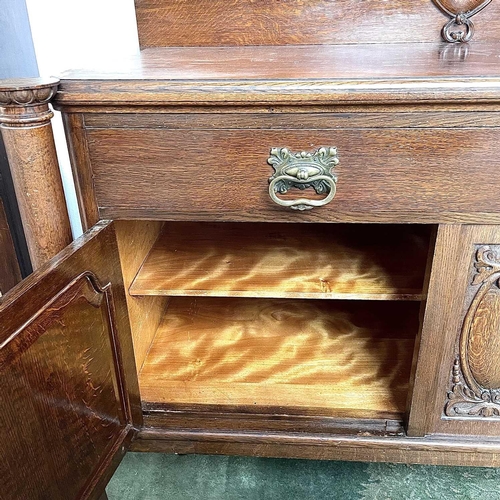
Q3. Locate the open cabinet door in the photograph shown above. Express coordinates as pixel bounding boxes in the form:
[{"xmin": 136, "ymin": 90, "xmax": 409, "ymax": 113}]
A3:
[{"xmin": 0, "ymin": 221, "xmax": 141, "ymax": 500}]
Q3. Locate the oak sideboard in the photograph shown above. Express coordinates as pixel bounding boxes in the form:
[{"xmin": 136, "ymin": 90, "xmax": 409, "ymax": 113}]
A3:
[{"xmin": 2, "ymin": 1, "xmax": 500, "ymax": 498}]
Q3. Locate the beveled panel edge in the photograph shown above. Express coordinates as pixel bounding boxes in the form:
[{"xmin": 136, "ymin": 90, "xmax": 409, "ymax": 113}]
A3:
[
  {"xmin": 1, "ymin": 271, "xmax": 105, "ymax": 356},
  {"xmin": 0, "ymin": 221, "xmax": 110, "ymax": 312}
]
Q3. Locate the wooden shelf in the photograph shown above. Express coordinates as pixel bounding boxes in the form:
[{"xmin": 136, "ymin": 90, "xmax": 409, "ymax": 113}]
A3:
[
  {"xmin": 139, "ymin": 298, "xmax": 418, "ymax": 418},
  {"xmin": 130, "ymin": 223, "xmax": 430, "ymax": 300}
]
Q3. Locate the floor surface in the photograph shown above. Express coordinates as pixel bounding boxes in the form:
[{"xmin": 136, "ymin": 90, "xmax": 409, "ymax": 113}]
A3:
[{"xmin": 107, "ymin": 453, "xmax": 500, "ymax": 499}]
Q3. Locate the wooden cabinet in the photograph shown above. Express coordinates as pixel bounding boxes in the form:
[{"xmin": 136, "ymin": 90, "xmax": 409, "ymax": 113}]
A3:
[{"xmin": 3, "ymin": 1, "xmax": 500, "ymax": 498}]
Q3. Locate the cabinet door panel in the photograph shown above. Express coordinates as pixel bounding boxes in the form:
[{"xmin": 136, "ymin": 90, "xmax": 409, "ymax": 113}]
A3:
[
  {"xmin": 407, "ymin": 225, "xmax": 500, "ymax": 437},
  {"xmin": 0, "ymin": 221, "xmax": 140, "ymax": 500}
]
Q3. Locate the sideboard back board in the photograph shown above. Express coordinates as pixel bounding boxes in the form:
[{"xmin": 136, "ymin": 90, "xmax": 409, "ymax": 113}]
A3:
[{"xmin": 135, "ymin": 0, "xmax": 500, "ymax": 47}]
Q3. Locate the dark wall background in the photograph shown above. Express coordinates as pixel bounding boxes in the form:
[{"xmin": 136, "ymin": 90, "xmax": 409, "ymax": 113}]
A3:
[{"xmin": 0, "ymin": 0, "xmax": 39, "ymax": 276}]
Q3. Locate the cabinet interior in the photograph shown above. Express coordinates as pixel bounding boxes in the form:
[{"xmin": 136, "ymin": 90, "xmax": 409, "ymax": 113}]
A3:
[{"xmin": 115, "ymin": 221, "xmax": 435, "ymax": 423}]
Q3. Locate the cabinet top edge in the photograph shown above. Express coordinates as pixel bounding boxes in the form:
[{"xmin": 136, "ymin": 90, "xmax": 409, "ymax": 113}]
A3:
[
  {"xmin": 54, "ymin": 79, "xmax": 500, "ymax": 107},
  {"xmin": 57, "ymin": 44, "xmax": 500, "ymax": 80},
  {"xmin": 53, "ymin": 44, "xmax": 500, "ymax": 106}
]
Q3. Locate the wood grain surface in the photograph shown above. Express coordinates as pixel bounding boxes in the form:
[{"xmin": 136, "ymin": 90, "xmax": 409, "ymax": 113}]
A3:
[
  {"xmin": 467, "ymin": 285, "xmax": 500, "ymax": 390},
  {"xmin": 59, "ymin": 44, "xmax": 500, "ymax": 80},
  {"xmin": 141, "ymin": 408, "xmax": 404, "ymax": 435},
  {"xmin": 130, "ymin": 222, "xmax": 430, "ymax": 300},
  {"xmin": 0, "ymin": 198, "xmax": 21, "ymax": 296},
  {"xmin": 84, "ymin": 111, "xmax": 500, "ymax": 130},
  {"xmin": 134, "ymin": 0, "xmax": 500, "ymax": 47},
  {"xmin": 407, "ymin": 225, "xmax": 500, "ymax": 438},
  {"xmin": 1, "ymin": 120, "xmax": 72, "ymax": 269},
  {"xmin": 114, "ymin": 220, "xmax": 168, "ymax": 370},
  {"xmin": 85, "ymin": 126, "xmax": 500, "ymax": 223},
  {"xmin": 62, "ymin": 113, "xmax": 99, "ymax": 230},
  {"xmin": 55, "ymin": 43, "xmax": 500, "ymax": 107},
  {"xmin": 131, "ymin": 430, "xmax": 500, "ymax": 467},
  {"xmin": 0, "ymin": 79, "xmax": 72, "ymax": 269},
  {"xmin": 0, "ymin": 221, "xmax": 140, "ymax": 499},
  {"xmin": 139, "ymin": 298, "xmax": 418, "ymax": 418}
]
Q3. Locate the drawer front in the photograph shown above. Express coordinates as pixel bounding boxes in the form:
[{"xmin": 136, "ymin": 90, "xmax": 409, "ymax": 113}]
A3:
[{"xmin": 83, "ymin": 114, "xmax": 500, "ymax": 223}]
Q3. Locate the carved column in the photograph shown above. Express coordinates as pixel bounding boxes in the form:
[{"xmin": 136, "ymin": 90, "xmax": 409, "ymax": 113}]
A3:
[{"xmin": 0, "ymin": 78, "xmax": 72, "ymax": 270}]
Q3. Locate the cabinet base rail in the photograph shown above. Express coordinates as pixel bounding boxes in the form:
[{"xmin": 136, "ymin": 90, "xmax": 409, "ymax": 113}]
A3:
[{"xmin": 132, "ymin": 428, "xmax": 500, "ymax": 467}]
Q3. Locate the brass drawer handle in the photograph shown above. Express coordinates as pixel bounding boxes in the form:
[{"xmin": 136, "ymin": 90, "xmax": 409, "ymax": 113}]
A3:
[{"xmin": 268, "ymin": 147, "xmax": 339, "ymax": 211}]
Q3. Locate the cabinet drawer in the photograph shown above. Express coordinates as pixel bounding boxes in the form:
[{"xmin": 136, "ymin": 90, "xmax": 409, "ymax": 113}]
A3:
[{"xmin": 84, "ymin": 114, "xmax": 500, "ymax": 223}]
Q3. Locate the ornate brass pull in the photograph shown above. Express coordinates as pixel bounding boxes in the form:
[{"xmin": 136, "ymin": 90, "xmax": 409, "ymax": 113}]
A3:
[{"xmin": 268, "ymin": 147, "xmax": 339, "ymax": 211}]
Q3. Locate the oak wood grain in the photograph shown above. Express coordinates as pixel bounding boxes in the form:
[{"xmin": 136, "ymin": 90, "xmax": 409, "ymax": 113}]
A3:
[
  {"xmin": 61, "ymin": 103, "xmax": 500, "ymax": 114},
  {"xmin": 60, "ymin": 44, "xmax": 500, "ymax": 80},
  {"xmin": 130, "ymin": 222, "xmax": 430, "ymax": 300},
  {"xmin": 85, "ymin": 126, "xmax": 500, "ymax": 223},
  {"xmin": 55, "ymin": 43, "xmax": 500, "ymax": 107},
  {"xmin": 0, "ymin": 221, "xmax": 140, "ymax": 499},
  {"xmin": 467, "ymin": 285, "xmax": 500, "ymax": 390},
  {"xmin": 5, "ymin": 0, "xmax": 500, "ymax": 472},
  {"xmin": 100, "ymin": 210, "xmax": 500, "ymax": 225},
  {"xmin": 134, "ymin": 0, "xmax": 500, "ymax": 47},
  {"xmin": 436, "ymin": 0, "xmax": 490, "ymax": 15},
  {"xmin": 62, "ymin": 113, "xmax": 99, "ymax": 230},
  {"xmin": 114, "ymin": 220, "xmax": 168, "ymax": 371},
  {"xmin": 407, "ymin": 225, "xmax": 500, "ymax": 438},
  {"xmin": 0, "ymin": 79, "xmax": 72, "ymax": 269},
  {"xmin": 1, "ymin": 122, "xmax": 72, "ymax": 269},
  {"xmin": 141, "ymin": 407, "xmax": 404, "ymax": 436},
  {"xmin": 131, "ymin": 431, "xmax": 500, "ymax": 467},
  {"xmin": 84, "ymin": 111, "xmax": 500, "ymax": 130},
  {"xmin": 139, "ymin": 298, "xmax": 418, "ymax": 418}
]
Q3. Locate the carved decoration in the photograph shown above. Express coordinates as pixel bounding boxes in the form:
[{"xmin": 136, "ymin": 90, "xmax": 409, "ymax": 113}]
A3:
[
  {"xmin": 268, "ymin": 146, "xmax": 339, "ymax": 211},
  {"xmin": 0, "ymin": 86, "xmax": 57, "ymax": 106},
  {"xmin": 433, "ymin": 0, "xmax": 492, "ymax": 42},
  {"xmin": 446, "ymin": 359, "xmax": 500, "ymax": 417},
  {"xmin": 0, "ymin": 78, "xmax": 60, "ymax": 127},
  {"xmin": 446, "ymin": 245, "xmax": 500, "ymax": 418}
]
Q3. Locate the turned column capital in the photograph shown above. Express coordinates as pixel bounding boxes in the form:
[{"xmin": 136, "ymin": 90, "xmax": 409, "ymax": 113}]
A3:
[
  {"xmin": 0, "ymin": 77, "xmax": 72, "ymax": 269},
  {"xmin": 0, "ymin": 78, "xmax": 60, "ymax": 128}
]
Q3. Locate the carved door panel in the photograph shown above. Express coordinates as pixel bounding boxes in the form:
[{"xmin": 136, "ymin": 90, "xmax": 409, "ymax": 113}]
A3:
[
  {"xmin": 0, "ymin": 221, "xmax": 141, "ymax": 500},
  {"xmin": 407, "ymin": 225, "xmax": 500, "ymax": 437}
]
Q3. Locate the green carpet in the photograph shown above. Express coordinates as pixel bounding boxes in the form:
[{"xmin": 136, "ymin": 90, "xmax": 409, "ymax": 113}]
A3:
[{"xmin": 107, "ymin": 453, "xmax": 500, "ymax": 499}]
